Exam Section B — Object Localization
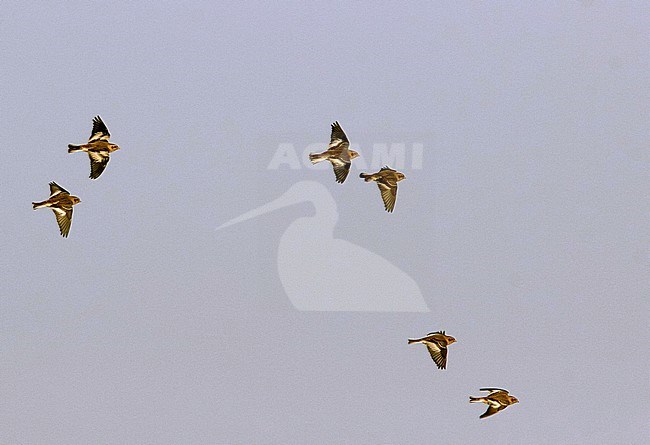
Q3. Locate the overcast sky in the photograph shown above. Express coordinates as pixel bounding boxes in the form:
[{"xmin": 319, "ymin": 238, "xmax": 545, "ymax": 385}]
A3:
[{"xmin": 1, "ymin": 1, "xmax": 648, "ymax": 443}]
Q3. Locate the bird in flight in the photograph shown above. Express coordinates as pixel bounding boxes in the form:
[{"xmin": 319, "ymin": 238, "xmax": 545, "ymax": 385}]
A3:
[
  {"xmin": 359, "ymin": 166, "xmax": 405, "ymax": 212},
  {"xmin": 309, "ymin": 121, "xmax": 359, "ymax": 183},
  {"xmin": 469, "ymin": 388, "xmax": 519, "ymax": 419},
  {"xmin": 68, "ymin": 115, "xmax": 121, "ymax": 179},
  {"xmin": 408, "ymin": 331, "xmax": 457, "ymax": 370},
  {"xmin": 32, "ymin": 182, "xmax": 81, "ymax": 238}
]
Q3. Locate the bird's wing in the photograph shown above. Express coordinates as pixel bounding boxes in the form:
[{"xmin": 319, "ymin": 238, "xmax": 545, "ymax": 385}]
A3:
[
  {"xmin": 480, "ymin": 404, "xmax": 505, "ymax": 419},
  {"xmin": 480, "ymin": 388, "xmax": 509, "ymax": 394},
  {"xmin": 377, "ymin": 180, "xmax": 398, "ymax": 213},
  {"xmin": 49, "ymin": 182, "xmax": 69, "ymax": 197},
  {"xmin": 88, "ymin": 151, "xmax": 110, "ymax": 179},
  {"xmin": 328, "ymin": 121, "xmax": 349, "ymax": 148},
  {"xmin": 89, "ymin": 116, "xmax": 110, "ymax": 142},
  {"xmin": 330, "ymin": 158, "xmax": 351, "ymax": 183},
  {"xmin": 425, "ymin": 342, "xmax": 447, "ymax": 369},
  {"xmin": 52, "ymin": 207, "xmax": 72, "ymax": 238}
]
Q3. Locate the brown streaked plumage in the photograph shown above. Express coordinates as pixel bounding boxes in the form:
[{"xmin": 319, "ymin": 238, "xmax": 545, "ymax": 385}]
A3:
[
  {"xmin": 408, "ymin": 330, "xmax": 457, "ymax": 370},
  {"xmin": 309, "ymin": 121, "xmax": 359, "ymax": 183},
  {"xmin": 68, "ymin": 115, "xmax": 121, "ymax": 179},
  {"xmin": 32, "ymin": 182, "xmax": 81, "ymax": 238},
  {"xmin": 359, "ymin": 166, "xmax": 405, "ymax": 212},
  {"xmin": 469, "ymin": 388, "xmax": 519, "ymax": 419}
]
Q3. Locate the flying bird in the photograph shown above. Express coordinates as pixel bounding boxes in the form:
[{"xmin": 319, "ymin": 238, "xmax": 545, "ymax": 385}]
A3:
[
  {"xmin": 68, "ymin": 115, "xmax": 121, "ymax": 179},
  {"xmin": 309, "ymin": 121, "xmax": 359, "ymax": 183},
  {"xmin": 32, "ymin": 182, "xmax": 81, "ymax": 238},
  {"xmin": 359, "ymin": 166, "xmax": 405, "ymax": 212},
  {"xmin": 408, "ymin": 331, "xmax": 457, "ymax": 369},
  {"xmin": 469, "ymin": 388, "xmax": 519, "ymax": 419}
]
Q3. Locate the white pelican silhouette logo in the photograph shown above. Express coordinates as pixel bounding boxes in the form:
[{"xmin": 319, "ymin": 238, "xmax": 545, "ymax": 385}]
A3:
[{"xmin": 217, "ymin": 181, "xmax": 429, "ymax": 312}]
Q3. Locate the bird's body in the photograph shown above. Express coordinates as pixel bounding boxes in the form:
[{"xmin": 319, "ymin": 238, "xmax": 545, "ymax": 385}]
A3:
[
  {"xmin": 408, "ymin": 331, "xmax": 456, "ymax": 369},
  {"xmin": 32, "ymin": 182, "xmax": 81, "ymax": 237},
  {"xmin": 68, "ymin": 115, "xmax": 120, "ymax": 179},
  {"xmin": 309, "ymin": 121, "xmax": 359, "ymax": 183},
  {"xmin": 469, "ymin": 388, "xmax": 519, "ymax": 419},
  {"xmin": 359, "ymin": 166, "xmax": 405, "ymax": 212}
]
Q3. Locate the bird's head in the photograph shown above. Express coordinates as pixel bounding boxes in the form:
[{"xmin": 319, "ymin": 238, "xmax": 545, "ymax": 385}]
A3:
[
  {"xmin": 509, "ymin": 395, "xmax": 519, "ymax": 404},
  {"xmin": 396, "ymin": 172, "xmax": 406, "ymax": 181},
  {"xmin": 446, "ymin": 335, "xmax": 457, "ymax": 345},
  {"xmin": 349, "ymin": 149, "xmax": 360, "ymax": 160},
  {"xmin": 109, "ymin": 143, "xmax": 121, "ymax": 152},
  {"xmin": 71, "ymin": 196, "xmax": 81, "ymax": 204}
]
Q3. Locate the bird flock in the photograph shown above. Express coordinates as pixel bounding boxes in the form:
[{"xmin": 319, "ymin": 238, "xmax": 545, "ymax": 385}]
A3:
[
  {"xmin": 309, "ymin": 121, "xmax": 406, "ymax": 212},
  {"xmin": 313, "ymin": 122, "xmax": 519, "ymax": 419},
  {"xmin": 32, "ymin": 116, "xmax": 120, "ymax": 237},
  {"xmin": 32, "ymin": 117, "xmax": 519, "ymax": 419},
  {"xmin": 408, "ymin": 331, "xmax": 519, "ymax": 419}
]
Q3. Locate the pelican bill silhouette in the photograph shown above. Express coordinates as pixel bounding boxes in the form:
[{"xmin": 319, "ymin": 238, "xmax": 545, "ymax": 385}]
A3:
[{"xmin": 217, "ymin": 181, "xmax": 428, "ymax": 312}]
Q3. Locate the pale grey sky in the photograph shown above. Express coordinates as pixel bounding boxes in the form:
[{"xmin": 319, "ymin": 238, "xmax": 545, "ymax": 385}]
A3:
[{"xmin": 1, "ymin": 1, "xmax": 648, "ymax": 443}]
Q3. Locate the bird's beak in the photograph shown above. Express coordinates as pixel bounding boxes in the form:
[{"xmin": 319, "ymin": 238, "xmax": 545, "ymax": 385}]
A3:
[{"xmin": 216, "ymin": 188, "xmax": 303, "ymax": 231}]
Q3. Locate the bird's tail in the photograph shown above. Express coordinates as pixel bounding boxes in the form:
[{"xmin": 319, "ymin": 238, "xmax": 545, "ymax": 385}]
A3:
[
  {"xmin": 32, "ymin": 201, "xmax": 47, "ymax": 210},
  {"xmin": 469, "ymin": 396, "xmax": 484, "ymax": 403},
  {"xmin": 359, "ymin": 173, "xmax": 374, "ymax": 182},
  {"xmin": 309, "ymin": 152, "xmax": 327, "ymax": 164},
  {"xmin": 68, "ymin": 144, "xmax": 84, "ymax": 153}
]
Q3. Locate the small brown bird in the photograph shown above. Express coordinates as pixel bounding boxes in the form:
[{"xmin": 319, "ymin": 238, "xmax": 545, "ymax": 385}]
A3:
[
  {"xmin": 309, "ymin": 121, "xmax": 360, "ymax": 183},
  {"xmin": 32, "ymin": 182, "xmax": 81, "ymax": 238},
  {"xmin": 68, "ymin": 115, "xmax": 121, "ymax": 179},
  {"xmin": 408, "ymin": 331, "xmax": 457, "ymax": 370},
  {"xmin": 469, "ymin": 388, "xmax": 519, "ymax": 419},
  {"xmin": 359, "ymin": 166, "xmax": 405, "ymax": 212}
]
